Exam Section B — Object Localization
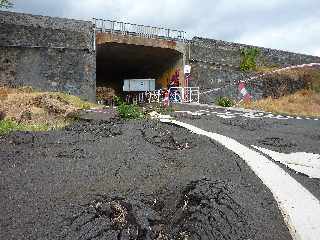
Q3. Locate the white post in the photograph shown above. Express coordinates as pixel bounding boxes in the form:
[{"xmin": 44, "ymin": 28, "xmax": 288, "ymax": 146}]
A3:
[
  {"xmin": 197, "ymin": 88, "xmax": 200, "ymax": 103},
  {"xmin": 157, "ymin": 90, "xmax": 161, "ymax": 103},
  {"xmin": 181, "ymin": 87, "xmax": 184, "ymax": 103}
]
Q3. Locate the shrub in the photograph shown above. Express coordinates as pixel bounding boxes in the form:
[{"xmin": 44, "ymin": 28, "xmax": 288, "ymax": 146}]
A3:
[
  {"xmin": 216, "ymin": 97, "xmax": 234, "ymax": 107},
  {"xmin": 117, "ymin": 104, "xmax": 144, "ymax": 119},
  {"xmin": 0, "ymin": 120, "xmax": 20, "ymax": 135},
  {"xmin": 240, "ymin": 48, "xmax": 260, "ymax": 71},
  {"xmin": 112, "ymin": 96, "xmax": 125, "ymax": 106}
]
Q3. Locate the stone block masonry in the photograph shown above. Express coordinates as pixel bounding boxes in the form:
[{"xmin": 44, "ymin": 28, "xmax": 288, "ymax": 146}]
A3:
[
  {"xmin": 0, "ymin": 10, "xmax": 96, "ymax": 101},
  {"xmin": 189, "ymin": 37, "xmax": 320, "ymax": 103},
  {"xmin": 2, "ymin": 10, "xmax": 320, "ymax": 103}
]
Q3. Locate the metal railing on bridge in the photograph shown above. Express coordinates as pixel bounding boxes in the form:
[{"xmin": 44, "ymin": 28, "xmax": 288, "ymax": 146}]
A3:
[{"xmin": 93, "ymin": 18, "xmax": 187, "ymax": 42}]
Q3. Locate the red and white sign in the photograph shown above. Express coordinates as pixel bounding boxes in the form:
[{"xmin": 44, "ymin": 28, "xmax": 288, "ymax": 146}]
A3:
[{"xmin": 239, "ymin": 82, "xmax": 252, "ymax": 100}]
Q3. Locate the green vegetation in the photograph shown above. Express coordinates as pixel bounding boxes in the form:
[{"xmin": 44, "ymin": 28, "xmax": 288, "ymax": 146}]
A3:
[
  {"xmin": 0, "ymin": 119, "xmax": 66, "ymax": 135},
  {"xmin": 0, "ymin": 0, "xmax": 13, "ymax": 8},
  {"xmin": 113, "ymin": 96, "xmax": 144, "ymax": 119},
  {"xmin": 117, "ymin": 103, "xmax": 144, "ymax": 119},
  {"xmin": 240, "ymin": 48, "xmax": 260, "ymax": 71},
  {"xmin": 0, "ymin": 87, "xmax": 103, "ymax": 135},
  {"xmin": 0, "ymin": 120, "xmax": 20, "ymax": 135},
  {"xmin": 112, "ymin": 95, "xmax": 125, "ymax": 106},
  {"xmin": 216, "ymin": 96, "xmax": 234, "ymax": 107}
]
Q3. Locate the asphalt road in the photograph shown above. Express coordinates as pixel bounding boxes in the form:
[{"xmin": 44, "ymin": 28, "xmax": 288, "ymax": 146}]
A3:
[
  {"xmin": 173, "ymin": 104, "xmax": 320, "ymax": 201},
  {"xmin": 0, "ymin": 113, "xmax": 294, "ymax": 239}
]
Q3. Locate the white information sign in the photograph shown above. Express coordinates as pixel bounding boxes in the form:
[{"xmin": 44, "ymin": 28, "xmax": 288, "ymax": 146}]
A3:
[{"xmin": 184, "ymin": 65, "xmax": 191, "ymax": 74}]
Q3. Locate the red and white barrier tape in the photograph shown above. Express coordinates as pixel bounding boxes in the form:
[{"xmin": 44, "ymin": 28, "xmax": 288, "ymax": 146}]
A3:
[{"xmin": 200, "ymin": 63, "xmax": 320, "ymax": 96}]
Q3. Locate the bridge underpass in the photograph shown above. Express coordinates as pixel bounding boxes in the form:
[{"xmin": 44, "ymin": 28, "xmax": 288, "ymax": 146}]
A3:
[
  {"xmin": 96, "ymin": 42, "xmax": 182, "ymax": 95},
  {"xmin": 94, "ymin": 19, "xmax": 187, "ymax": 100}
]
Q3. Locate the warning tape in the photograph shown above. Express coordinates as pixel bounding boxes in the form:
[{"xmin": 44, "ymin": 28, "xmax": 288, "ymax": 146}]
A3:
[{"xmin": 200, "ymin": 63, "xmax": 320, "ymax": 96}]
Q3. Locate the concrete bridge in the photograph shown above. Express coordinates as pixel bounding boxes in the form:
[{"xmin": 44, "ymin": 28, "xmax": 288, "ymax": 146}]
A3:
[
  {"xmin": 93, "ymin": 18, "xmax": 188, "ymax": 94},
  {"xmin": 1, "ymin": 10, "xmax": 320, "ymax": 102}
]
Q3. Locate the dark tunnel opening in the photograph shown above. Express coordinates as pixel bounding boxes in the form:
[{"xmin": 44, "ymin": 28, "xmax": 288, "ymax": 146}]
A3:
[{"xmin": 96, "ymin": 42, "xmax": 182, "ymax": 100}]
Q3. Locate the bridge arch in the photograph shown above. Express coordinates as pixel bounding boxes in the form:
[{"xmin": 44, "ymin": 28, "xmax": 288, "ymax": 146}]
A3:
[{"xmin": 94, "ymin": 19, "xmax": 187, "ymax": 98}]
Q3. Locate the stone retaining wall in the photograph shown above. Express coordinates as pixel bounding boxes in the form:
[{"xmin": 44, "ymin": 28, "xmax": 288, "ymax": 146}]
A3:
[
  {"xmin": 0, "ymin": 10, "xmax": 96, "ymax": 101},
  {"xmin": 189, "ymin": 37, "xmax": 320, "ymax": 103}
]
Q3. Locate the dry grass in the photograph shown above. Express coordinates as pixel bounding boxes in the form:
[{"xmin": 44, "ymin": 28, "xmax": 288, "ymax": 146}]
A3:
[
  {"xmin": 241, "ymin": 90, "xmax": 320, "ymax": 117},
  {"xmin": 241, "ymin": 66, "xmax": 320, "ymax": 117},
  {"xmin": 0, "ymin": 87, "xmax": 101, "ymax": 134},
  {"xmin": 255, "ymin": 65, "xmax": 279, "ymax": 74}
]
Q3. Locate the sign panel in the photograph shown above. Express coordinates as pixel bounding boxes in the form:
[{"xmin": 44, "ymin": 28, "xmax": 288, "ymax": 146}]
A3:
[
  {"xmin": 184, "ymin": 65, "xmax": 191, "ymax": 74},
  {"xmin": 123, "ymin": 79, "xmax": 155, "ymax": 92}
]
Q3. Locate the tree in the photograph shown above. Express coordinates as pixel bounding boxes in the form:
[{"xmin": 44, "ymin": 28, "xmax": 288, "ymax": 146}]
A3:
[{"xmin": 0, "ymin": 0, "xmax": 13, "ymax": 8}]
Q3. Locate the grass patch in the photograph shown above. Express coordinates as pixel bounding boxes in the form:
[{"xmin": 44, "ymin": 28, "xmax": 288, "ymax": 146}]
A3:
[
  {"xmin": 0, "ymin": 119, "xmax": 68, "ymax": 135},
  {"xmin": 0, "ymin": 87, "xmax": 103, "ymax": 134},
  {"xmin": 53, "ymin": 92, "xmax": 99, "ymax": 110},
  {"xmin": 241, "ymin": 89, "xmax": 320, "ymax": 117},
  {"xmin": 117, "ymin": 103, "xmax": 144, "ymax": 119},
  {"xmin": 216, "ymin": 96, "xmax": 234, "ymax": 107},
  {"xmin": 241, "ymin": 66, "xmax": 320, "ymax": 117},
  {"xmin": 255, "ymin": 66, "xmax": 279, "ymax": 73},
  {"xmin": 0, "ymin": 120, "xmax": 21, "ymax": 135}
]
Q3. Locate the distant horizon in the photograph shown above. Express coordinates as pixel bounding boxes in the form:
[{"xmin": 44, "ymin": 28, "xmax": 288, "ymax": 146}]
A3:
[{"xmin": 4, "ymin": 0, "xmax": 320, "ymax": 57}]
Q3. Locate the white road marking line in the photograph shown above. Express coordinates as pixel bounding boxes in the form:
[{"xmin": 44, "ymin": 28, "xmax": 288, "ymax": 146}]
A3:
[
  {"xmin": 216, "ymin": 114, "xmax": 236, "ymax": 119},
  {"xmin": 242, "ymin": 113, "xmax": 263, "ymax": 119},
  {"xmin": 160, "ymin": 118, "xmax": 320, "ymax": 240},
  {"xmin": 175, "ymin": 110, "xmax": 319, "ymax": 121},
  {"xmin": 252, "ymin": 146, "xmax": 320, "ymax": 179},
  {"xmin": 264, "ymin": 114, "xmax": 275, "ymax": 118},
  {"xmin": 275, "ymin": 116, "xmax": 289, "ymax": 120},
  {"xmin": 175, "ymin": 111, "xmax": 205, "ymax": 116}
]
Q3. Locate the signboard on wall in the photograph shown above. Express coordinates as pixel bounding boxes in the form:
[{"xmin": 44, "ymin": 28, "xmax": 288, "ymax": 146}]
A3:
[
  {"xmin": 184, "ymin": 65, "xmax": 191, "ymax": 74},
  {"xmin": 123, "ymin": 79, "xmax": 155, "ymax": 92}
]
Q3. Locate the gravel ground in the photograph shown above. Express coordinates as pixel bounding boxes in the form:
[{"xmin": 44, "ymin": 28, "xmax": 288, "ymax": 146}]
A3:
[{"xmin": 0, "ymin": 117, "xmax": 292, "ymax": 239}]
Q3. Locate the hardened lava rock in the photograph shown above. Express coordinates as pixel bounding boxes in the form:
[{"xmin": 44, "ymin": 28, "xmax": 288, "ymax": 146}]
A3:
[
  {"xmin": 59, "ymin": 179, "xmax": 254, "ymax": 240},
  {"xmin": 170, "ymin": 179, "xmax": 254, "ymax": 240}
]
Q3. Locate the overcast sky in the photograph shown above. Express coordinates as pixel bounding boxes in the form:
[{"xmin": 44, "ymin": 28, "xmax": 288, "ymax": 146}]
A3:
[{"xmin": 8, "ymin": 0, "xmax": 320, "ymax": 56}]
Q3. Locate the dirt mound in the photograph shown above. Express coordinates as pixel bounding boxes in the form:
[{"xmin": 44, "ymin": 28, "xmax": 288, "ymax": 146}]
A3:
[
  {"xmin": 96, "ymin": 87, "xmax": 116, "ymax": 103},
  {"xmin": 32, "ymin": 94, "xmax": 76, "ymax": 115},
  {"xmin": 59, "ymin": 179, "xmax": 254, "ymax": 240},
  {"xmin": 0, "ymin": 87, "xmax": 100, "ymax": 130}
]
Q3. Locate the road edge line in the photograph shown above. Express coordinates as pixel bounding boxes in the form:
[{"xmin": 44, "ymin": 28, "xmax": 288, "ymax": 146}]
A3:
[{"xmin": 160, "ymin": 118, "xmax": 320, "ymax": 240}]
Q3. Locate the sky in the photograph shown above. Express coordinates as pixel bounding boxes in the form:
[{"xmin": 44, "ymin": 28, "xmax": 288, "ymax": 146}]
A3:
[{"xmin": 7, "ymin": 0, "xmax": 320, "ymax": 56}]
